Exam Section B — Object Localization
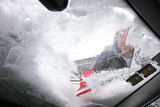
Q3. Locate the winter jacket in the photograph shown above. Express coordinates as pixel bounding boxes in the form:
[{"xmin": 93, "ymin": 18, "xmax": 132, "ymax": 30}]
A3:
[{"xmin": 93, "ymin": 48, "xmax": 127, "ymax": 72}]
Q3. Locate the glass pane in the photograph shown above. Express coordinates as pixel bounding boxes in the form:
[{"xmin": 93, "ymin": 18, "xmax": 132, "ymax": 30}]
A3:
[{"xmin": 0, "ymin": 0, "xmax": 160, "ymax": 107}]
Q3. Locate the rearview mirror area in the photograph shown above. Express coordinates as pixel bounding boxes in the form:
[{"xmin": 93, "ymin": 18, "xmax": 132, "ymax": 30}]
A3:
[{"xmin": 39, "ymin": 0, "xmax": 68, "ymax": 11}]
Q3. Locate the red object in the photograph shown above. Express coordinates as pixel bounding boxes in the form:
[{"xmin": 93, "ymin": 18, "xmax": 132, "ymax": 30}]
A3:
[
  {"xmin": 76, "ymin": 88, "xmax": 91, "ymax": 97},
  {"xmin": 76, "ymin": 71, "xmax": 95, "ymax": 97}
]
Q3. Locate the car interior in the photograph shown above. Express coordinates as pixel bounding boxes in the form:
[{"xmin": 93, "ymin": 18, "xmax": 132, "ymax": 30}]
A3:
[{"xmin": 0, "ymin": 0, "xmax": 160, "ymax": 107}]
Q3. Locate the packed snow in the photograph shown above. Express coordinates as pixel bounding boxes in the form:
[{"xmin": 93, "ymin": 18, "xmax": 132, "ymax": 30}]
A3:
[{"xmin": 0, "ymin": 0, "xmax": 160, "ymax": 107}]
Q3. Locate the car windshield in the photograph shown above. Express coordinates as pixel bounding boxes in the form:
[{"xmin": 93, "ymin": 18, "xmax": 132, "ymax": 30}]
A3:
[{"xmin": 0, "ymin": 0, "xmax": 160, "ymax": 107}]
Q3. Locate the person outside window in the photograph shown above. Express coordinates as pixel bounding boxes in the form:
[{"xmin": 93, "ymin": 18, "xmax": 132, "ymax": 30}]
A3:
[
  {"xmin": 93, "ymin": 28, "xmax": 135, "ymax": 72},
  {"xmin": 76, "ymin": 28, "xmax": 135, "ymax": 98}
]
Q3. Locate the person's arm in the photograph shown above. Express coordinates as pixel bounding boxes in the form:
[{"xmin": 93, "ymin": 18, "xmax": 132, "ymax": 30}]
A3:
[{"xmin": 93, "ymin": 49, "xmax": 113, "ymax": 72}]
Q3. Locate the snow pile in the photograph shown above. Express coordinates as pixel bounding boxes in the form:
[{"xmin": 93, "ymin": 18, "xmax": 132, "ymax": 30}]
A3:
[
  {"xmin": 83, "ymin": 68, "xmax": 137, "ymax": 99},
  {"xmin": 0, "ymin": 0, "xmax": 77, "ymax": 107},
  {"xmin": 0, "ymin": 0, "xmax": 160, "ymax": 107}
]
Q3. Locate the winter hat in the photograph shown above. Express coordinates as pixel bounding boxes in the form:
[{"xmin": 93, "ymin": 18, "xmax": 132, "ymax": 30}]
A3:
[{"xmin": 76, "ymin": 71, "xmax": 95, "ymax": 97}]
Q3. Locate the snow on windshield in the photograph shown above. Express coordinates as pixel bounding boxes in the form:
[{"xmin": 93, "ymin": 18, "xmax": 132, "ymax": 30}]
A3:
[{"xmin": 0, "ymin": 0, "xmax": 160, "ymax": 107}]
